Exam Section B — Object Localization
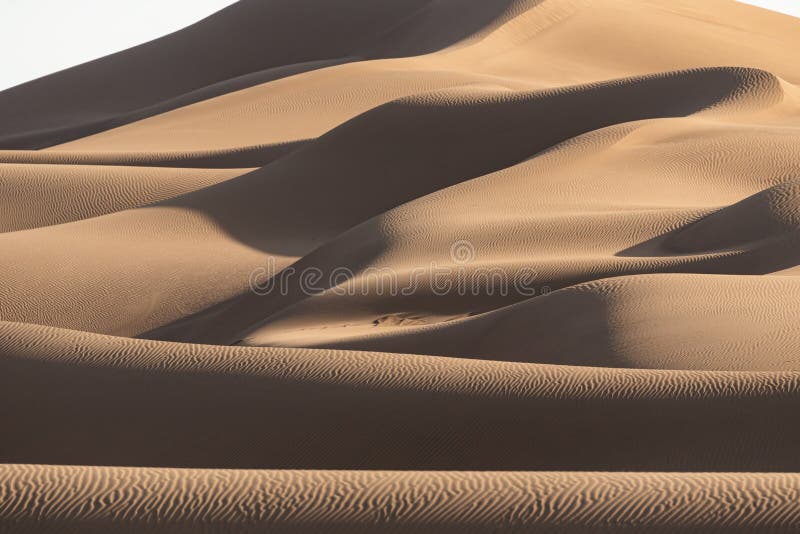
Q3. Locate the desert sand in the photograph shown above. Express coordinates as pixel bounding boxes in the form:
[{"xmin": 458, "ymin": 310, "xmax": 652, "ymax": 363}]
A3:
[{"xmin": 1, "ymin": 0, "xmax": 800, "ymax": 531}]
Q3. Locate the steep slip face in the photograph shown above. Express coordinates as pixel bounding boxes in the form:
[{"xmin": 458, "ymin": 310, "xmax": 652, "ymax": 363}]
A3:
[{"xmin": 2, "ymin": 0, "xmax": 800, "ymax": 531}]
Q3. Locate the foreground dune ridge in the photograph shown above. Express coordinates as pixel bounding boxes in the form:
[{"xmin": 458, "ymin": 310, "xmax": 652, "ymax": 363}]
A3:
[
  {"xmin": 2, "ymin": 0, "xmax": 800, "ymax": 530},
  {"xmin": 4, "ymin": 466, "xmax": 800, "ymax": 533}
]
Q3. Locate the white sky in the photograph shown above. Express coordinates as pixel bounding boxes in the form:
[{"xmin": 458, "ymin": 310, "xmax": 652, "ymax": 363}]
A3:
[
  {"xmin": 739, "ymin": 0, "xmax": 800, "ymax": 17},
  {"xmin": 0, "ymin": 0, "xmax": 796, "ymax": 92},
  {"xmin": 0, "ymin": 0, "xmax": 238, "ymax": 91}
]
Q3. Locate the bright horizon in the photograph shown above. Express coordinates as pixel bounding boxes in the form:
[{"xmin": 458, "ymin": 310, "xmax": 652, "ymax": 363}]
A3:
[
  {"xmin": 0, "ymin": 0, "xmax": 796, "ymax": 92},
  {"xmin": 0, "ymin": 0, "xmax": 238, "ymax": 92},
  {"xmin": 740, "ymin": 0, "xmax": 800, "ymax": 18}
]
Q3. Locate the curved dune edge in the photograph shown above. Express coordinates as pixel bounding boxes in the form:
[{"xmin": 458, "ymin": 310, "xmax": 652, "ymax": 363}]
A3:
[
  {"xmin": 3, "ymin": 321, "xmax": 800, "ymax": 470},
  {"xmin": 0, "ymin": 164, "xmax": 252, "ymax": 232},
  {"xmin": 0, "ymin": 140, "xmax": 307, "ymax": 169},
  {"xmin": 3, "ymin": 466, "xmax": 800, "ymax": 533},
  {"xmin": 250, "ymin": 273, "xmax": 800, "ymax": 371}
]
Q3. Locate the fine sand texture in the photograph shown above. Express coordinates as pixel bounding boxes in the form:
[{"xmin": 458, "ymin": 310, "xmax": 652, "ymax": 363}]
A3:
[{"xmin": 1, "ymin": 0, "xmax": 800, "ymax": 531}]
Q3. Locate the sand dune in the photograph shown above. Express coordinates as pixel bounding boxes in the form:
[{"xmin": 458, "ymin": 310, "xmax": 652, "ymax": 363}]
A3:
[
  {"xmin": 4, "ymin": 320, "xmax": 800, "ymax": 470},
  {"xmin": 4, "ymin": 466, "xmax": 800, "ymax": 533},
  {"xmin": 244, "ymin": 274, "xmax": 800, "ymax": 370},
  {"xmin": 1, "ymin": 0, "xmax": 800, "ymax": 530},
  {"xmin": 0, "ymin": 164, "xmax": 251, "ymax": 231}
]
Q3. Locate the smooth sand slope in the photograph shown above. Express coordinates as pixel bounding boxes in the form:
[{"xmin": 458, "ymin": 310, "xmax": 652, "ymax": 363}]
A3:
[{"xmin": 1, "ymin": 0, "xmax": 800, "ymax": 531}]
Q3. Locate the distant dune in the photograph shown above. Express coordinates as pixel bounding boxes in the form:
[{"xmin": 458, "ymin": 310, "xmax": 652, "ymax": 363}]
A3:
[{"xmin": 1, "ymin": 0, "xmax": 800, "ymax": 531}]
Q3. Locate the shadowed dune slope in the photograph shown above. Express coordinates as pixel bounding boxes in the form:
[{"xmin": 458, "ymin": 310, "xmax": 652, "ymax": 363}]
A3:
[
  {"xmin": 0, "ymin": 0, "xmax": 435, "ymax": 148},
  {"xmin": 2, "ymin": 321, "xmax": 800, "ymax": 470},
  {"xmin": 2, "ymin": 0, "xmax": 799, "ymax": 152},
  {"xmin": 3, "ymin": 0, "xmax": 800, "ymax": 531}
]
